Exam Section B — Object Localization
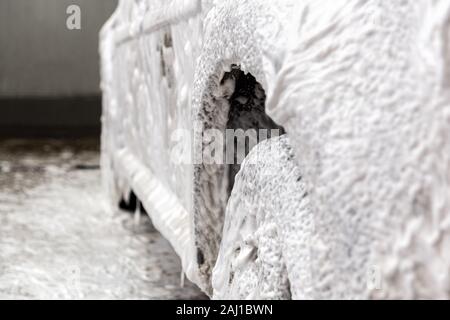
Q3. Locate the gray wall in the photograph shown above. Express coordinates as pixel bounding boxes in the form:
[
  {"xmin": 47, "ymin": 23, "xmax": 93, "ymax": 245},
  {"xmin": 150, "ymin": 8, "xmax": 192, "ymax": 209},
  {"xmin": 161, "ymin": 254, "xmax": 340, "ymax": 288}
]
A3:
[{"xmin": 0, "ymin": 0, "xmax": 118, "ymax": 97}]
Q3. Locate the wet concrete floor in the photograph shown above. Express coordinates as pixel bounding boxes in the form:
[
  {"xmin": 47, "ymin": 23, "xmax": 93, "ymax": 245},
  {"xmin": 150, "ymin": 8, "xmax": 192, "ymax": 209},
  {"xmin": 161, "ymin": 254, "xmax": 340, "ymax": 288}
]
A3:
[{"xmin": 0, "ymin": 139, "xmax": 206, "ymax": 299}]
